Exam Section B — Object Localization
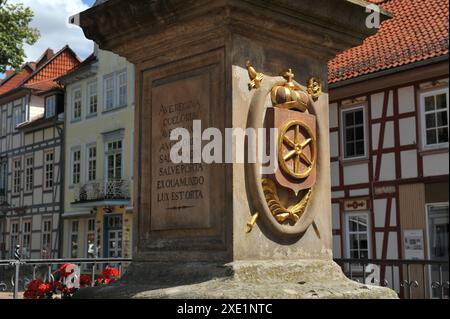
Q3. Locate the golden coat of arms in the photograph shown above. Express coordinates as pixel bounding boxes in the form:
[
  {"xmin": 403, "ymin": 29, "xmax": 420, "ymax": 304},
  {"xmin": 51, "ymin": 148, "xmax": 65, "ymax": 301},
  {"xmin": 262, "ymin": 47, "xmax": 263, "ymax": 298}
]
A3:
[{"xmin": 245, "ymin": 62, "xmax": 322, "ymax": 236}]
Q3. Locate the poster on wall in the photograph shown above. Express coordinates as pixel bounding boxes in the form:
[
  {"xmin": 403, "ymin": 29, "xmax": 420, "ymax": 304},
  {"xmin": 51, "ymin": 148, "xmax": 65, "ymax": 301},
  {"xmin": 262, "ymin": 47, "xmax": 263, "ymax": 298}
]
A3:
[{"xmin": 404, "ymin": 229, "xmax": 425, "ymax": 260}]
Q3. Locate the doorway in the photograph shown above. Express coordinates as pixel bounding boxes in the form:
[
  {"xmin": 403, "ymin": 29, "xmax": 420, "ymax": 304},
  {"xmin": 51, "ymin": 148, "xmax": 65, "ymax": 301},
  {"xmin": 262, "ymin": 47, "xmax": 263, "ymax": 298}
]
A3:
[
  {"xmin": 105, "ymin": 214, "xmax": 123, "ymax": 258},
  {"xmin": 426, "ymin": 203, "xmax": 449, "ymax": 299}
]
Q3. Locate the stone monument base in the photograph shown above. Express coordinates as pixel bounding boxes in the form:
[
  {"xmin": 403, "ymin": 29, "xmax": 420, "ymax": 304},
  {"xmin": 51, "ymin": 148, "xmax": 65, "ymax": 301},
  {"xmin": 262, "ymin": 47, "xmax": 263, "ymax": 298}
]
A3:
[{"xmin": 75, "ymin": 260, "xmax": 398, "ymax": 299}]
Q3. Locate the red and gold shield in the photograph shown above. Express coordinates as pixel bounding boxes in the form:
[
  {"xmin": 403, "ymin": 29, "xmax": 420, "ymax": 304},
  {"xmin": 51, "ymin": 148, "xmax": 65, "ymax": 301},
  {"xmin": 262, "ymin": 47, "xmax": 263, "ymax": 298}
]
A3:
[{"xmin": 265, "ymin": 107, "xmax": 317, "ymax": 195}]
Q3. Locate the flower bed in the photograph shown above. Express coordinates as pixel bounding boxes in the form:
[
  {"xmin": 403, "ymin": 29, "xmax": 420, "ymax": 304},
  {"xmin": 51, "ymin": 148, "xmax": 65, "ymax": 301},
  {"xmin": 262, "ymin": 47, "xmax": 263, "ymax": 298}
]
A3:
[{"xmin": 23, "ymin": 264, "xmax": 120, "ymax": 299}]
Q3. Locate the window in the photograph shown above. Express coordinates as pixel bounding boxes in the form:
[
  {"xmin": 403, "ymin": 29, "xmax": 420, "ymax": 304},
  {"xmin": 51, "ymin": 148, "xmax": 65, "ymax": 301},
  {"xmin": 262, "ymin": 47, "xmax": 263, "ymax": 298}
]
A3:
[
  {"xmin": 10, "ymin": 221, "xmax": 19, "ymax": 259},
  {"xmin": 342, "ymin": 107, "xmax": 366, "ymax": 159},
  {"xmin": 22, "ymin": 220, "xmax": 31, "ymax": 259},
  {"xmin": 87, "ymin": 145, "xmax": 97, "ymax": 181},
  {"xmin": 70, "ymin": 220, "xmax": 79, "ymax": 258},
  {"xmin": 71, "ymin": 149, "xmax": 81, "ymax": 185},
  {"xmin": 86, "ymin": 218, "xmax": 96, "ymax": 258},
  {"xmin": 72, "ymin": 88, "xmax": 82, "ymax": 121},
  {"xmin": 106, "ymin": 140, "xmax": 122, "ymax": 180},
  {"xmin": 87, "ymin": 81, "xmax": 98, "ymax": 115},
  {"xmin": 13, "ymin": 107, "xmax": 22, "ymax": 128},
  {"xmin": 1, "ymin": 111, "xmax": 6, "ymax": 136},
  {"xmin": 44, "ymin": 152, "xmax": 54, "ymax": 189},
  {"xmin": 25, "ymin": 157, "xmax": 33, "ymax": 192},
  {"xmin": 42, "ymin": 219, "xmax": 52, "ymax": 259},
  {"xmin": 345, "ymin": 213, "xmax": 370, "ymax": 259},
  {"xmin": 421, "ymin": 89, "xmax": 449, "ymax": 148},
  {"xmin": 12, "ymin": 159, "xmax": 21, "ymax": 194},
  {"xmin": 118, "ymin": 71, "xmax": 127, "ymax": 107},
  {"xmin": 0, "ymin": 160, "xmax": 7, "ymax": 194},
  {"xmin": 104, "ymin": 75, "xmax": 115, "ymax": 110},
  {"xmin": 45, "ymin": 95, "xmax": 56, "ymax": 118}
]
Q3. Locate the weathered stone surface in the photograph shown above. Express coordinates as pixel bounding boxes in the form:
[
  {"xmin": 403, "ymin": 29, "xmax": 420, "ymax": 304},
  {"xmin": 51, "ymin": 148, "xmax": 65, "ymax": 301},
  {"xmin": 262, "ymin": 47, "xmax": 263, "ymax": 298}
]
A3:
[
  {"xmin": 75, "ymin": 260, "xmax": 398, "ymax": 299},
  {"xmin": 74, "ymin": 0, "xmax": 397, "ymax": 300}
]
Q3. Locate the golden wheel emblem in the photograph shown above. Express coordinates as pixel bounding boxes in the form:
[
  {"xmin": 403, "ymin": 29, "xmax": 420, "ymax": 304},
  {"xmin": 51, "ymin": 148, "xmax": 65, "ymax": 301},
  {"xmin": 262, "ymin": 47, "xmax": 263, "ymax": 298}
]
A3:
[{"xmin": 278, "ymin": 120, "xmax": 316, "ymax": 179}]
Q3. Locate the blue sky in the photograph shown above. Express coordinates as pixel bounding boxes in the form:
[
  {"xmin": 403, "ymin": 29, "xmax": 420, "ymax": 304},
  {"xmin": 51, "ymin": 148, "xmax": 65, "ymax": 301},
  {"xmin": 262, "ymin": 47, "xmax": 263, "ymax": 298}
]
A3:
[
  {"xmin": 8, "ymin": 0, "xmax": 96, "ymax": 63},
  {"xmin": 1, "ymin": 0, "xmax": 97, "ymax": 79},
  {"xmin": 83, "ymin": 0, "xmax": 96, "ymax": 6}
]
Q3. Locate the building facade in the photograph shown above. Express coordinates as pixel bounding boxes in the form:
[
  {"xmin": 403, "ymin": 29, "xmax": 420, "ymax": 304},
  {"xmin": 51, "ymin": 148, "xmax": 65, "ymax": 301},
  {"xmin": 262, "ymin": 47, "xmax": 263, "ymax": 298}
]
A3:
[
  {"xmin": 328, "ymin": 0, "xmax": 449, "ymax": 298},
  {"xmin": 0, "ymin": 47, "xmax": 80, "ymax": 259},
  {"xmin": 60, "ymin": 46, "xmax": 135, "ymax": 260}
]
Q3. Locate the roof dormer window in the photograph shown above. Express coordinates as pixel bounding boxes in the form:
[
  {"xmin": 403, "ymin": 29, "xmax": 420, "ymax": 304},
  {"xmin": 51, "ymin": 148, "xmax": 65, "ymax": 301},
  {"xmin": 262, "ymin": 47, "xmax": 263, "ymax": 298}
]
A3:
[{"xmin": 45, "ymin": 95, "xmax": 56, "ymax": 118}]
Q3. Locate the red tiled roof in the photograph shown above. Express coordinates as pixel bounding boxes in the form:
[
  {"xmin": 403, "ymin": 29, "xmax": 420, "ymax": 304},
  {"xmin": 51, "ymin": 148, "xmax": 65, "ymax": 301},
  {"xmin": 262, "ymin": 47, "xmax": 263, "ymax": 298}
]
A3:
[
  {"xmin": 58, "ymin": 52, "xmax": 97, "ymax": 80},
  {"xmin": 23, "ymin": 78, "xmax": 62, "ymax": 93},
  {"xmin": 25, "ymin": 46, "xmax": 80, "ymax": 85},
  {"xmin": 0, "ymin": 68, "xmax": 32, "ymax": 95},
  {"xmin": 329, "ymin": 0, "xmax": 449, "ymax": 84},
  {"xmin": 0, "ymin": 46, "xmax": 80, "ymax": 97}
]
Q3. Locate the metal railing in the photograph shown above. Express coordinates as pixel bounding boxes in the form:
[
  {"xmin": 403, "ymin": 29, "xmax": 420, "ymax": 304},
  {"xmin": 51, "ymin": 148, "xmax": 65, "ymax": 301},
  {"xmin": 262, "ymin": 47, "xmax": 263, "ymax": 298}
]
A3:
[
  {"xmin": 335, "ymin": 258, "xmax": 449, "ymax": 299},
  {"xmin": 73, "ymin": 179, "xmax": 131, "ymax": 203},
  {"xmin": 0, "ymin": 257, "xmax": 132, "ymax": 299}
]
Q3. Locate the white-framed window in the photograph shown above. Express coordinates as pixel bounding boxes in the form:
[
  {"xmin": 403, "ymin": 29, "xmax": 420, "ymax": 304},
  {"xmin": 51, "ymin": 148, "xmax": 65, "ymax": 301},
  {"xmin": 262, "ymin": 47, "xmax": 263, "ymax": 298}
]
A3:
[
  {"xmin": 72, "ymin": 87, "xmax": 82, "ymax": 121},
  {"xmin": 345, "ymin": 212, "xmax": 371, "ymax": 259},
  {"xmin": 45, "ymin": 95, "xmax": 56, "ymax": 118},
  {"xmin": 87, "ymin": 145, "xmax": 97, "ymax": 181},
  {"xmin": 87, "ymin": 80, "xmax": 98, "ymax": 115},
  {"xmin": 420, "ymin": 88, "xmax": 449, "ymax": 148},
  {"xmin": 44, "ymin": 151, "xmax": 54, "ymax": 190},
  {"xmin": 13, "ymin": 107, "xmax": 22, "ymax": 128},
  {"xmin": 341, "ymin": 106, "xmax": 367, "ymax": 159},
  {"xmin": 106, "ymin": 140, "xmax": 122, "ymax": 180},
  {"xmin": 69, "ymin": 220, "xmax": 79, "ymax": 258},
  {"xmin": 22, "ymin": 220, "xmax": 32, "ymax": 259},
  {"xmin": 104, "ymin": 74, "xmax": 115, "ymax": 111},
  {"xmin": 25, "ymin": 156, "xmax": 33, "ymax": 192},
  {"xmin": 41, "ymin": 219, "xmax": 52, "ymax": 259},
  {"xmin": 12, "ymin": 159, "xmax": 21, "ymax": 194},
  {"xmin": 71, "ymin": 148, "xmax": 81, "ymax": 185},
  {"xmin": 117, "ymin": 71, "xmax": 127, "ymax": 107},
  {"xmin": 10, "ymin": 220, "xmax": 19, "ymax": 259}
]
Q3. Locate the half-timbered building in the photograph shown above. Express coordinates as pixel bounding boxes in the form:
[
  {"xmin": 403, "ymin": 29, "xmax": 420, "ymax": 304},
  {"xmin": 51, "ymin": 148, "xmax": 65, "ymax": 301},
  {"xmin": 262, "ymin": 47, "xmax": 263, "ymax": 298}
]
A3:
[
  {"xmin": 329, "ymin": 0, "xmax": 448, "ymax": 298},
  {"xmin": 0, "ymin": 46, "xmax": 80, "ymax": 259}
]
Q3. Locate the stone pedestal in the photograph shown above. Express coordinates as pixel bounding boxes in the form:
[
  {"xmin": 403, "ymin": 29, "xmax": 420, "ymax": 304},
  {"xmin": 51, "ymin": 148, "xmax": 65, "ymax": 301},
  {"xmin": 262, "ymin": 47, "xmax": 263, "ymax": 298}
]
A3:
[{"xmin": 75, "ymin": 0, "xmax": 396, "ymax": 299}]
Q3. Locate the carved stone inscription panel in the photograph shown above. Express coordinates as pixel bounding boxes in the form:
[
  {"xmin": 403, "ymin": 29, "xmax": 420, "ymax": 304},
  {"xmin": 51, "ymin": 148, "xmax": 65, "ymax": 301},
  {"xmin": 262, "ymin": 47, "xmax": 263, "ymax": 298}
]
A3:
[{"xmin": 151, "ymin": 73, "xmax": 211, "ymax": 230}]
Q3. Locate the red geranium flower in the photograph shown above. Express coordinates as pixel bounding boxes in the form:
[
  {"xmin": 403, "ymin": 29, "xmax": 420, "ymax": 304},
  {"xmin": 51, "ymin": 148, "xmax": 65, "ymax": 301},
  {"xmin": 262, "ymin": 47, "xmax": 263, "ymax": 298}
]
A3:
[
  {"xmin": 79, "ymin": 274, "xmax": 92, "ymax": 288},
  {"xmin": 53, "ymin": 280, "xmax": 63, "ymax": 291},
  {"xmin": 24, "ymin": 279, "xmax": 53, "ymax": 299},
  {"xmin": 38, "ymin": 282, "xmax": 53, "ymax": 294},
  {"xmin": 102, "ymin": 266, "xmax": 119, "ymax": 280}
]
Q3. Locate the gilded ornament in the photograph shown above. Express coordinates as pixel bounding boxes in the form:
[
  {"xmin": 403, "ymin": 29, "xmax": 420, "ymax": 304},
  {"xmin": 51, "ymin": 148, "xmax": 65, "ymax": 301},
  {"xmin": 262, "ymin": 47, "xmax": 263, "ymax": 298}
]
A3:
[
  {"xmin": 246, "ymin": 60, "xmax": 264, "ymax": 90},
  {"xmin": 271, "ymin": 69, "xmax": 308, "ymax": 112},
  {"xmin": 278, "ymin": 120, "xmax": 317, "ymax": 180},
  {"xmin": 245, "ymin": 212, "xmax": 259, "ymax": 233},
  {"xmin": 262, "ymin": 178, "xmax": 312, "ymax": 224},
  {"xmin": 307, "ymin": 77, "xmax": 322, "ymax": 101}
]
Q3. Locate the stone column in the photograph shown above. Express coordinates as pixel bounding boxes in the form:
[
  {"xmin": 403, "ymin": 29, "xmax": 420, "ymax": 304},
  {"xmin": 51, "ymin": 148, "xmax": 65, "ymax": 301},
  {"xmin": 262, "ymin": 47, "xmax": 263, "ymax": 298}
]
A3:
[{"xmin": 75, "ymin": 0, "xmax": 397, "ymax": 298}]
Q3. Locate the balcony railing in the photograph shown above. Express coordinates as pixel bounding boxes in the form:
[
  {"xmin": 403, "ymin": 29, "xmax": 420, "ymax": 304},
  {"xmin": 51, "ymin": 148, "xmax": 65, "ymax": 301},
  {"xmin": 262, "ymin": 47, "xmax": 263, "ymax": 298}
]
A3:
[
  {"xmin": 73, "ymin": 179, "xmax": 131, "ymax": 203},
  {"xmin": 335, "ymin": 258, "xmax": 449, "ymax": 299}
]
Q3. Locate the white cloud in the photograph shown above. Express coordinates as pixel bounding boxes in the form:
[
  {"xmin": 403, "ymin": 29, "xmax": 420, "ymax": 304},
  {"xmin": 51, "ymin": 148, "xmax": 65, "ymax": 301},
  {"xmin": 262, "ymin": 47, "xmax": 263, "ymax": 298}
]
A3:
[{"xmin": 9, "ymin": 0, "xmax": 93, "ymax": 62}]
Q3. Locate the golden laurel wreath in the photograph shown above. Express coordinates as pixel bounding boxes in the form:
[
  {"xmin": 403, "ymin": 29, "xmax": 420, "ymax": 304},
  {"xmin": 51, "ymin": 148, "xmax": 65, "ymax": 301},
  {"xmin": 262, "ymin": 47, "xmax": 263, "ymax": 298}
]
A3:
[{"xmin": 262, "ymin": 178, "xmax": 312, "ymax": 223}]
